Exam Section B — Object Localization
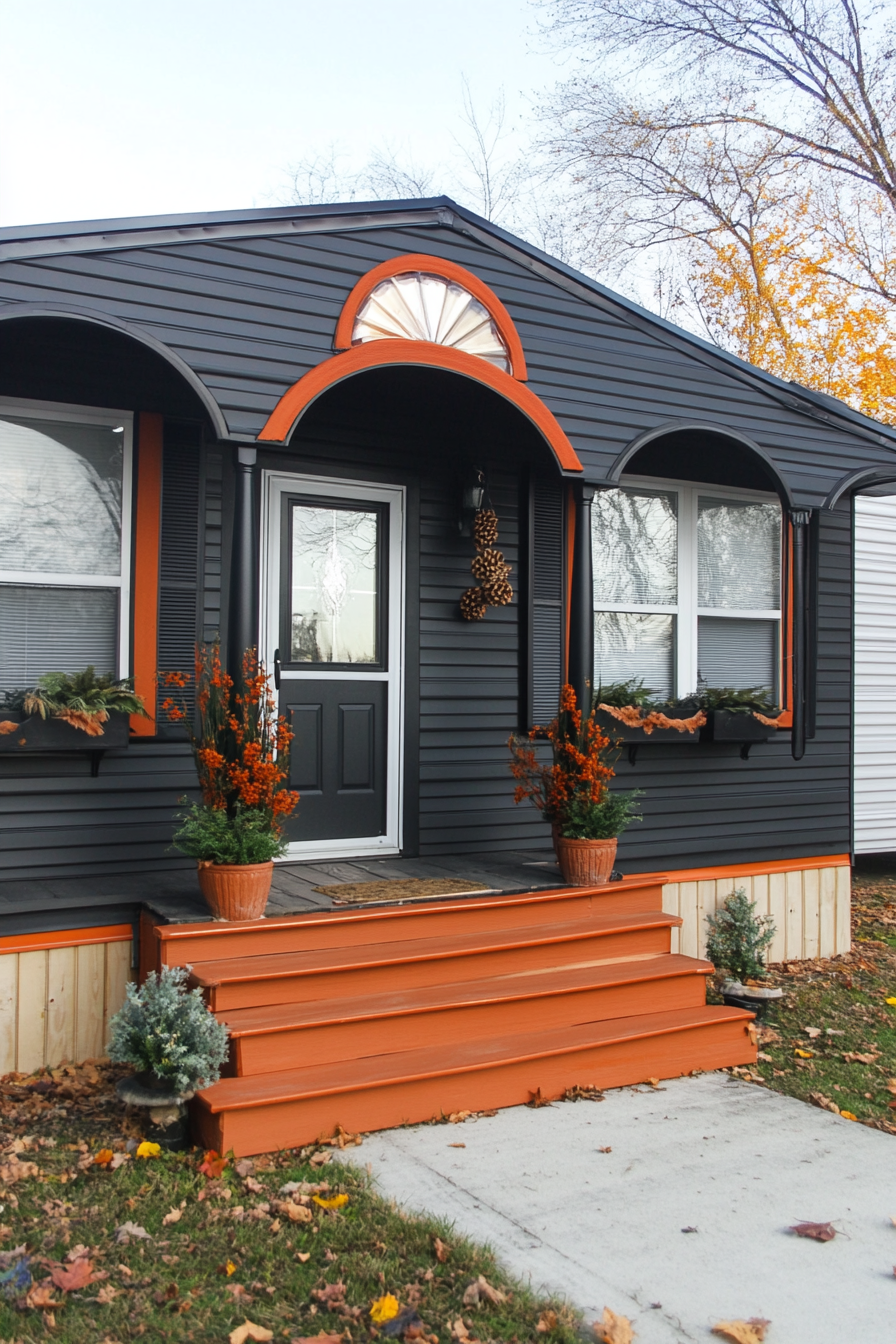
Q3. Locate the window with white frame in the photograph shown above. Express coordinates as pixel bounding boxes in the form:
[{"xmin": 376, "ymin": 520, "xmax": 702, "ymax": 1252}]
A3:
[
  {"xmin": 592, "ymin": 478, "xmax": 782, "ymax": 700},
  {"xmin": 0, "ymin": 399, "xmax": 132, "ymax": 691}
]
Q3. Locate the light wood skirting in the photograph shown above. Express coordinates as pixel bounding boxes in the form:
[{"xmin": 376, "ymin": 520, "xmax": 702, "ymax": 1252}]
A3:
[
  {"xmin": 661, "ymin": 863, "xmax": 851, "ymax": 962},
  {"xmin": 0, "ymin": 937, "xmax": 132, "ymax": 1075}
]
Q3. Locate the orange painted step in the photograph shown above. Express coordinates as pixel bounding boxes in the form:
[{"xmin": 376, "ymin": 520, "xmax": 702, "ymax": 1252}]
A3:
[
  {"xmin": 192, "ymin": 1004, "xmax": 756, "ymax": 1156},
  {"xmin": 190, "ymin": 911, "xmax": 681, "ymax": 1011},
  {"xmin": 157, "ymin": 876, "xmax": 667, "ymax": 968},
  {"xmin": 223, "ymin": 953, "xmax": 712, "ymax": 1075}
]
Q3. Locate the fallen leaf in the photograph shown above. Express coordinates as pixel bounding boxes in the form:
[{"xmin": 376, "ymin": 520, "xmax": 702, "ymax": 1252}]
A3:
[
  {"xmin": 840, "ymin": 1110, "xmax": 859, "ymax": 1121},
  {"xmin": 293, "ymin": 1335, "xmax": 344, "ymax": 1344},
  {"xmin": 793, "ymin": 1049, "xmax": 813, "ymax": 1059},
  {"xmin": 230, "ymin": 1322, "xmax": 274, "ymax": 1344},
  {"xmin": 463, "ymin": 1275, "xmax": 506, "ymax": 1307},
  {"xmin": 227, "ymin": 1283, "xmax": 255, "ymax": 1304},
  {"xmin": 26, "ymin": 1283, "xmax": 60, "ymax": 1310},
  {"xmin": 312, "ymin": 1193, "xmax": 349, "ymax": 1210},
  {"xmin": 162, "ymin": 1207, "xmax": 183, "ymax": 1225},
  {"xmin": 0, "ymin": 1158, "xmax": 39, "ymax": 1183},
  {"xmin": 244, "ymin": 1176, "xmax": 265, "ymax": 1194},
  {"xmin": 370, "ymin": 1293, "xmax": 401, "ymax": 1324},
  {"xmin": 114, "ymin": 1221, "xmax": 152, "ymax": 1244},
  {"xmin": 808, "ymin": 1092, "xmax": 839, "ymax": 1114},
  {"xmin": 593, "ymin": 1306, "xmax": 634, "ymax": 1344},
  {"xmin": 109, "ymin": 1153, "xmax": 129, "ymax": 1170},
  {"xmin": 646, "ymin": 1076, "xmax": 660, "ymax": 1087},
  {"xmin": 537, "ymin": 1309, "xmax": 558, "ymax": 1332},
  {"xmin": 93, "ymin": 1148, "xmax": 114, "ymax": 1167},
  {"xmin": 843, "ymin": 1051, "xmax": 878, "ymax": 1064},
  {"xmin": 309, "ymin": 1151, "xmax": 332, "ymax": 1168},
  {"xmin": 296, "ymin": 1252, "xmax": 311, "ymax": 1263},
  {"xmin": 789, "ymin": 1221, "xmax": 836, "ymax": 1242},
  {"xmin": 199, "ymin": 1149, "xmax": 228, "ymax": 1178},
  {"xmin": 235, "ymin": 1159, "xmax": 255, "ymax": 1178},
  {"xmin": 527, "ymin": 1088, "xmax": 552, "ymax": 1108},
  {"xmin": 712, "ymin": 1320, "xmax": 770, "ymax": 1344},
  {"xmin": 313, "ymin": 1282, "xmax": 347, "ymax": 1309},
  {"xmin": 756, "ymin": 1052, "xmax": 773, "ymax": 1062},
  {"xmin": 220, "ymin": 1260, "xmax": 238, "ymax": 1276},
  {"xmin": 448, "ymin": 1143, "xmax": 466, "ymax": 1149},
  {"xmin": 448, "ymin": 1110, "xmax": 473, "ymax": 1123},
  {"xmin": 136, "ymin": 1141, "xmax": 161, "ymax": 1160},
  {"xmin": 50, "ymin": 1257, "xmax": 101, "ymax": 1291},
  {"xmin": 598, "ymin": 1146, "xmax": 612, "ymax": 1153},
  {"xmin": 886, "ymin": 997, "xmax": 896, "ymax": 1006},
  {"xmin": 277, "ymin": 1200, "xmax": 313, "ymax": 1223},
  {"xmin": 94, "ymin": 1284, "xmax": 119, "ymax": 1304},
  {"xmin": 681, "ymin": 1226, "xmax": 698, "ymax": 1234},
  {"xmin": 886, "ymin": 1080, "xmax": 896, "ymax": 1095},
  {"xmin": 804, "ymin": 1027, "xmax": 821, "ymax": 1038},
  {"xmin": 433, "ymin": 1237, "xmax": 451, "ymax": 1263}
]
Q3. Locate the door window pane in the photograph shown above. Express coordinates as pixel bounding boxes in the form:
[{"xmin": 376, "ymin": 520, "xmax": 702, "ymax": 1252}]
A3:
[
  {"xmin": 0, "ymin": 416, "xmax": 123, "ymax": 576},
  {"xmin": 698, "ymin": 616, "xmax": 777, "ymax": 693},
  {"xmin": 0, "ymin": 585, "xmax": 118, "ymax": 690},
  {"xmin": 594, "ymin": 612, "xmax": 675, "ymax": 699},
  {"xmin": 593, "ymin": 488, "xmax": 678, "ymax": 605},
  {"xmin": 290, "ymin": 504, "xmax": 380, "ymax": 664},
  {"xmin": 698, "ymin": 496, "xmax": 780, "ymax": 609}
]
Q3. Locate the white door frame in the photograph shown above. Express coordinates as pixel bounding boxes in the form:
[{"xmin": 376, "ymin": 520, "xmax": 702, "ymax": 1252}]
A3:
[{"xmin": 259, "ymin": 470, "xmax": 406, "ymax": 861}]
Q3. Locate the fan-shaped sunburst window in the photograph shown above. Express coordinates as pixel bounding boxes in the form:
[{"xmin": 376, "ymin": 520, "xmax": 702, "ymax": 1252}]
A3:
[{"xmin": 351, "ymin": 272, "xmax": 511, "ymax": 372}]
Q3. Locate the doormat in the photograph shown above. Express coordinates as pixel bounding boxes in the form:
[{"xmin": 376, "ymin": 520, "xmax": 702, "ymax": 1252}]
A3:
[{"xmin": 313, "ymin": 878, "xmax": 494, "ymax": 905}]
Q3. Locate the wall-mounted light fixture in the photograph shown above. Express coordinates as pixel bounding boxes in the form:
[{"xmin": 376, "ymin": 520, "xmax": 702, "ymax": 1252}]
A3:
[{"xmin": 458, "ymin": 466, "xmax": 486, "ymax": 536}]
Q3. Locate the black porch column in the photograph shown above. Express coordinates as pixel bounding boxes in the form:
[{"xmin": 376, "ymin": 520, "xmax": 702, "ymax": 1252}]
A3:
[
  {"xmin": 568, "ymin": 484, "xmax": 595, "ymax": 717},
  {"xmin": 789, "ymin": 507, "xmax": 811, "ymax": 762},
  {"xmin": 228, "ymin": 445, "xmax": 259, "ymax": 676}
]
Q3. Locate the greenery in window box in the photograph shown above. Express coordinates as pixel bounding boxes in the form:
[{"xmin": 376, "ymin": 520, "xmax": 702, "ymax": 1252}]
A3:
[
  {"xmin": 594, "ymin": 679, "xmax": 781, "ymax": 727},
  {"xmin": 108, "ymin": 965, "xmax": 229, "ymax": 1096},
  {"xmin": 0, "ymin": 667, "xmax": 147, "ymax": 737},
  {"xmin": 162, "ymin": 643, "xmax": 299, "ymax": 864},
  {"xmin": 705, "ymin": 887, "xmax": 777, "ymax": 982},
  {"xmin": 558, "ymin": 787, "xmax": 643, "ymax": 840}
]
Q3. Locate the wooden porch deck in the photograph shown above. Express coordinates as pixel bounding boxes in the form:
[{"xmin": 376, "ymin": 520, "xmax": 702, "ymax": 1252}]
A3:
[{"xmin": 0, "ymin": 850, "xmax": 567, "ymax": 928}]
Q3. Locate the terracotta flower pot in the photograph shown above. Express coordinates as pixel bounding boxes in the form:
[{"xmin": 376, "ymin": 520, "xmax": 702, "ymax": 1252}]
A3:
[
  {"xmin": 197, "ymin": 860, "xmax": 274, "ymax": 920},
  {"xmin": 554, "ymin": 835, "xmax": 618, "ymax": 887}
]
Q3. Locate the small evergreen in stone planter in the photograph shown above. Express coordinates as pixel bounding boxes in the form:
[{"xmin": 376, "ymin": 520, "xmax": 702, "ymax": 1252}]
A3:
[{"xmin": 109, "ymin": 967, "xmax": 229, "ymax": 1148}]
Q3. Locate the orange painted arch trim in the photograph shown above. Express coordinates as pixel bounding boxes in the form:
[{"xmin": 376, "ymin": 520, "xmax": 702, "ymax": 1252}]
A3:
[
  {"xmin": 333, "ymin": 253, "xmax": 528, "ymax": 381},
  {"xmin": 642, "ymin": 854, "xmax": 850, "ymax": 886},
  {"xmin": 258, "ymin": 341, "xmax": 583, "ymax": 473},
  {"xmin": 0, "ymin": 924, "xmax": 132, "ymax": 956}
]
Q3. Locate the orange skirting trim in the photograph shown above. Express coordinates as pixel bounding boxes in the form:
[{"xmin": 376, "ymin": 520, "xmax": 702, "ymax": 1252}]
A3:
[
  {"xmin": 646, "ymin": 854, "xmax": 850, "ymax": 885},
  {"xmin": 0, "ymin": 924, "xmax": 132, "ymax": 956}
]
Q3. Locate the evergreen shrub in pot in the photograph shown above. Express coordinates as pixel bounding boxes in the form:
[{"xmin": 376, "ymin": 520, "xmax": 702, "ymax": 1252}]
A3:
[
  {"xmin": 163, "ymin": 645, "xmax": 299, "ymax": 920},
  {"xmin": 509, "ymin": 683, "xmax": 642, "ymax": 886}
]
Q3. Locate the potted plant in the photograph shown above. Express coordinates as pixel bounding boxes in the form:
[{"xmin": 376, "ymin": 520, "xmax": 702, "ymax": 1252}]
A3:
[
  {"xmin": 109, "ymin": 966, "xmax": 229, "ymax": 1150},
  {"xmin": 0, "ymin": 667, "xmax": 147, "ymax": 754},
  {"xmin": 705, "ymin": 887, "xmax": 782, "ymax": 1017},
  {"xmin": 509, "ymin": 683, "xmax": 642, "ymax": 886},
  {"xmin": 162, "ymin": 645, "xmax": 300, "ymax": 921}
]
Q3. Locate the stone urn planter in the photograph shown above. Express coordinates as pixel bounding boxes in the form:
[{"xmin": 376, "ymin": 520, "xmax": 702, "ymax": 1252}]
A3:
[
  {"xmin": 554, "ymin": 835, "xmax": 618, "ymax": 887},
  {"xmin": 197, "ymin": 859, "xmax": 274, "ymax": 921},
  {"xmin": 721, "ymin": 979, "xmax": 784, "ymax": 1020},
  {"xmin": 116, "ymin": 1071, "xmax": 193, "ymax": 1151}
]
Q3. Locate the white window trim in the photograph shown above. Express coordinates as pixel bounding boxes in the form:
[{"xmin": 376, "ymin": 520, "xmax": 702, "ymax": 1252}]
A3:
[
  {"xmin": 600, "ymin": 473, "xmax": 783, "ymax": 697},
  {"xmin": 0, "ymin": 395, "xmax": 134, "ymax": 678}
]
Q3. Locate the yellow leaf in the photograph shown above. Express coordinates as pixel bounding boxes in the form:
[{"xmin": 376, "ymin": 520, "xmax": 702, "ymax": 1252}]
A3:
[
  {"xmin": 370, "ymin": 1293, "xmax": 400, "ymax": 1324},
  {"xmin": 225, "ymin": 1259, "xmax": 237, "ymax": 1276},
  {"xmin": 593, "ymin": 1306, "xmax": 634, "ymax": 1344},
  {"xmin": 230, "ymin": 1322, "xmax": 274, "ymax": 1344},
  {"xmin": 312, "ymin": 1193, "xmax": 349, "ymax": 1210},
  {"xmin": 712, "ymin": 1320, "xmax": 770, "ymax": 1344},
  {"xmin": 840, "ymin": 1110, "xmax": 858, "ymax": 1121},
  {"xmin": 886, "ymin": 997, "xmax": 896, "ymax": 1006},
  {"xmin": 136, "ymin": 1141, "xmax": 161, "ymax": 1159},
  {"xmin": 793, "ymin": 1049, "xmax": 813, "ymax": 1059}
]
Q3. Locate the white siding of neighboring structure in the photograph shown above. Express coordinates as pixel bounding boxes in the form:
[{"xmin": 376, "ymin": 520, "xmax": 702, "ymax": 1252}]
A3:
[{"xmin": 854, "ymin": 495, "xmax": 896, "ymax": 853}]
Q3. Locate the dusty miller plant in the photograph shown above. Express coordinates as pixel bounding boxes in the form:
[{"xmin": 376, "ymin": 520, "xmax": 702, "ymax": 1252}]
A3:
[
  {"xmin": 108, "ymin": 966, "xmax": 229, "ymax": 1095},
  {"xmin": 705, "ymin": 887, "xmax": 776, "ymax": 983}
]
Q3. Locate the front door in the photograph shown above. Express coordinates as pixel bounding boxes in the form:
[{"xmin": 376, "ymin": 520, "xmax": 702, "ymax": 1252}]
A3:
[{"xmin": 261, "ymin": 472, "xmax": 405, "ymax": 859}]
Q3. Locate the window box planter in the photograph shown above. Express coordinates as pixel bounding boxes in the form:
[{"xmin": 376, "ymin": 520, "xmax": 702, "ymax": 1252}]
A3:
[
  {"xmin": 701, "ymin": 710, "xmax": 776, "ymax": 744},
  {"xmin": 0, "ymin": 711, "xmax": 130, "ymax": 774},
  {"xmin": 593, "ymin": 709, "xmax": 701, "ymax": 744}
]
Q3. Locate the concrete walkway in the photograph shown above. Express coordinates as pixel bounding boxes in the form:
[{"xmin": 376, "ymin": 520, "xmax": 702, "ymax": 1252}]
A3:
[{"xmin": 360, "ymin": 1073, "xmax": 895, "ymax": 1342}]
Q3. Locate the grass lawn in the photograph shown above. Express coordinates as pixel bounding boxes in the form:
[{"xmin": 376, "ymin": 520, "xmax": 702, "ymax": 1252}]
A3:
[
  {"xmin": 722, "ymin": 860, "xmax": 896, "ymax": 1131},
  {"xmin": 0, "ymin": 1074, "xmax": 580, "ymax": 1344}
]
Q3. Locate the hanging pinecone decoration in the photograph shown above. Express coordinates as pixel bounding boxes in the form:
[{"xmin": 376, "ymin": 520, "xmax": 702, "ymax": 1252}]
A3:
[
  {"xmin": 472, "ymin": 508, "xmax": 499, "ymax": 550},
  {"xmin": 460, "ymin": 506, "xmax": 514, "ymax": 619},
  {"xmin": 460, "ymin": 586, "xmax": 488, "ymax": 621}
]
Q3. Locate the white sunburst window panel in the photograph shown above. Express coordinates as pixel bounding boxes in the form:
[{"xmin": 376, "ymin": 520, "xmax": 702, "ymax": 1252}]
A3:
[
  {"xmin": 592, "ymin": 478, "xmax": 782, "ymax": 701},
  {"xmin": 351, "ymin": 272, "xmax": 511, "ymax": 371}
]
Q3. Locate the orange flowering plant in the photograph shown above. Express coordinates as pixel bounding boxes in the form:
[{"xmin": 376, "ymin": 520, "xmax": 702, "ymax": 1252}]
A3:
[
  {"xmin": 509, "ymin": 684, "xmax": 641, "ymax": 841},
  {"xmin": 162, "ymin": 644, "xmax": 299, "ymax": 865}
]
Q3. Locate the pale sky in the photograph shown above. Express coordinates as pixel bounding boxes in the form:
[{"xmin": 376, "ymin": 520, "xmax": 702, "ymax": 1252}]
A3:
[{"xmin": 0, "ymin": 0, "xmax": 564, "ymax": 229}]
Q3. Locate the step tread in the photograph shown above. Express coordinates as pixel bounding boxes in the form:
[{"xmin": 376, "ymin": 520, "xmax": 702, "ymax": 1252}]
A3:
[
  {"xmin": 219, "ymin": 953, "xmax": 712, "ymax": 1037},
  {"xmin": 197, "ymin": 1004, "xmax": 751, "ymax": 1112},
  {"xmin": 190, "ymin": 910, "xmax": 681, "ymax": 988},
  {"xmin": 160, "ymin": 875, "xmax": 667, "ymax": 944}
]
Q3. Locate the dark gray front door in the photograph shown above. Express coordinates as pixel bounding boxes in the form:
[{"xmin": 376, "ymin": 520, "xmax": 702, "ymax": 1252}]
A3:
[{"xmin": 263, "ymin": 474, "xmax": 404, "ymax": 856}]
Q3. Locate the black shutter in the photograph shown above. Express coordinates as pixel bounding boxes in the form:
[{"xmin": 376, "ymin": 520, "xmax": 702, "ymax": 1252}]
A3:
[
  {"xmin": 157, "ymin": 422, "xmax": 202, "ymax": 730},
  {"xmin": 528, "ymin": 474, "xmax": 566, "ymax": 727}
]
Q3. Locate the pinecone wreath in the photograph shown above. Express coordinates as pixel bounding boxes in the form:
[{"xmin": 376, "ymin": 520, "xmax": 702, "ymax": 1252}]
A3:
[{"xmin": 459, "ymin": 508, "xmax": 514, "ymax": 619}]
